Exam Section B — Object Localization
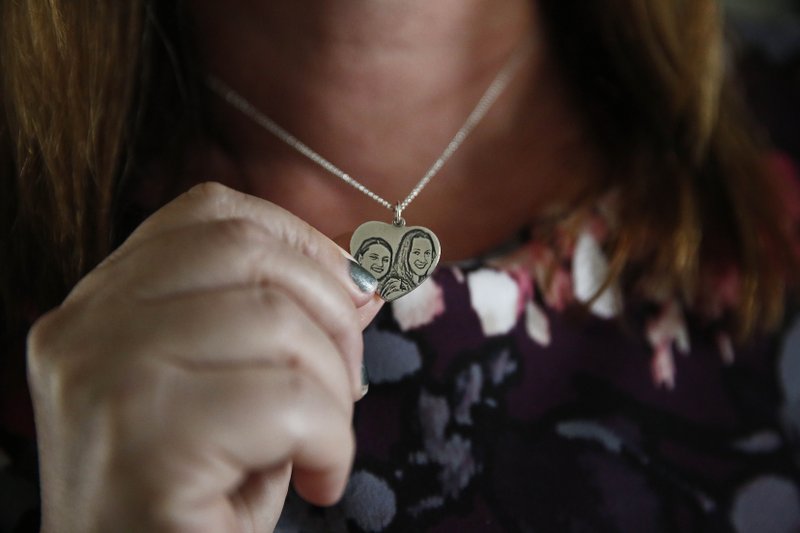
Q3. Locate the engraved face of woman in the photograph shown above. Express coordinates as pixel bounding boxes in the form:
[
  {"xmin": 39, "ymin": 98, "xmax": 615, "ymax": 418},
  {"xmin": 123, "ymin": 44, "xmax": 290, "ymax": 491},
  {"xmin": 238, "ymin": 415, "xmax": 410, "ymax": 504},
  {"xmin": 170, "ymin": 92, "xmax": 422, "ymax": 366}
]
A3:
[
  {"xmin": 409, "ymin": 236, "xmax": 433, "ymax": 277},
  {"xmin": 358, "ymin": 241, "xmax": 392, "ymax": 279}
]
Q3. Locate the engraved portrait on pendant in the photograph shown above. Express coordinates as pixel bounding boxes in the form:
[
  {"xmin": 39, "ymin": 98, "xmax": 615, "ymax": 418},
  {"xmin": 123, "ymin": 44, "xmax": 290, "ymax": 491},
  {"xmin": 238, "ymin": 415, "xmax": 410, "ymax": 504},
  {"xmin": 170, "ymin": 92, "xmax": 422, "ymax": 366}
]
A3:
[{"xmin": 351, "ymin": 223, "xmax": 441, "ymax": 302}]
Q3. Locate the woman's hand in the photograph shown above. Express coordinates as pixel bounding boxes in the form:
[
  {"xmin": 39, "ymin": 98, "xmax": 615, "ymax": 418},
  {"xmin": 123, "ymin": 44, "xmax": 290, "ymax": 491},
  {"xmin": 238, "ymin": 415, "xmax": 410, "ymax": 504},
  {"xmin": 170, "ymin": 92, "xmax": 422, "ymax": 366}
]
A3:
[
  {"xmin": 379, "ymin": 278, "xmax": 404, "ymax": 301},
  {"xmin": 27, "ymin": 183, "xmax": 383, "ymax": 533}
]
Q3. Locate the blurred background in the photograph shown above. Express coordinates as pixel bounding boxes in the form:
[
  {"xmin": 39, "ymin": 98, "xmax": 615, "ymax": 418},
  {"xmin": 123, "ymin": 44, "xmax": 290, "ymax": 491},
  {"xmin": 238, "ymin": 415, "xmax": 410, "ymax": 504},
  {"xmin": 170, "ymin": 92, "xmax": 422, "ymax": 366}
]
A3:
[
  {"xmin": 723, "ymin": 0, "xmax": 799, "ymax": 65},
  {"xmin": 722, "ymin": 4, "xmax": 800, "ymax": 490},
  {"xmin": 723, "ymin": 0, "xmax": 800, "ymax": 160}
]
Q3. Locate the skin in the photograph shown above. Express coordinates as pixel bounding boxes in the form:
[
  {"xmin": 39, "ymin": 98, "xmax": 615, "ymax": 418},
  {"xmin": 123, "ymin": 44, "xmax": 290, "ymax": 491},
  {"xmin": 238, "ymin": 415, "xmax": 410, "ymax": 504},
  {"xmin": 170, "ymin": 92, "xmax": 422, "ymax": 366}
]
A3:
[
  {"xmin": 189, "ymin": 0, "xmax": 599, "ymax": 261},
  {"xmin": 31, "ymin": 184, "xmax": 384, "ymax": 532},
  {"xmin": 29, "ymin": 1, "xmax": 599, "ymax": 531}
]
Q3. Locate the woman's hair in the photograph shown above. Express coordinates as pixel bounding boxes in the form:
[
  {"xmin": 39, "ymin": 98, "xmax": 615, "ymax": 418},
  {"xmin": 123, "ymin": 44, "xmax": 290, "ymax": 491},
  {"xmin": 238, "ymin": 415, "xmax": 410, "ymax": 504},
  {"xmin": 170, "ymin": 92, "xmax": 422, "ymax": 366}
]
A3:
[
  {"xmin": 389, "ymin": 230, "xmax": 437, "ymax": 283},
  {"xmin": 536, "ymin": 0, "xmax": 795, "ymax": 334},
  {"xmin": 0, "ymin": 0, "xmax": 200, "ymax": 323},
  {"xmin": 0, "ymin": 0, "xmax": 795, "ymax": 334},
  {"xmin": 355, "ymin": 237, "xmax": 392, "ymax": 262},
  {"xmin": 1, "ymin": 1, "xmax": 140, "ymax": 321}
]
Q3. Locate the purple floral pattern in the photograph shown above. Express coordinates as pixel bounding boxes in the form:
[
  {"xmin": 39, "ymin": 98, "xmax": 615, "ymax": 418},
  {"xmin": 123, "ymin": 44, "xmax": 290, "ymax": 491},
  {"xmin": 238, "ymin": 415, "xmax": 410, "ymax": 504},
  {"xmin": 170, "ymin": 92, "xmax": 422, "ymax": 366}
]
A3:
[
  {"xmin": 276, "ymin": 218, "xmax": 800, "ymax": 531},
  {"xmin": 3, "ymin": 150, "xmax": 800, "ymax": 532}
]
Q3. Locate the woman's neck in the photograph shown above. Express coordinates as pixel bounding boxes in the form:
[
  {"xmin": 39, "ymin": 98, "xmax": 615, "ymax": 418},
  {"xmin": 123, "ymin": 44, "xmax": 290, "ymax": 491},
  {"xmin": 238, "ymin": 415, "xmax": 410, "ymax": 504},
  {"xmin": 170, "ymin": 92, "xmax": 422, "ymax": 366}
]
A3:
[
  {"xmin": 186, "ymin": 0, "xmax": 599, "ymax": 260},
  {"xmin": 191, "ymin": 0, "xmax": 533, "ymax": 173}
]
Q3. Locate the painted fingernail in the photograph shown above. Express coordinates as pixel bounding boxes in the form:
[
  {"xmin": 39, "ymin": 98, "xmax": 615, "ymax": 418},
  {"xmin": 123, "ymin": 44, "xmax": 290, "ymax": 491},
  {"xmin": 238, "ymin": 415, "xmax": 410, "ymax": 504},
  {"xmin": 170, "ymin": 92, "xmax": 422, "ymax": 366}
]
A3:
[
  {"xmin": 349, "ymin": 259, "xmax": 378, "ymax": 294},
  {"xmin": 359, "ymin": 362, "xmax": 370, "ymax": 400}
]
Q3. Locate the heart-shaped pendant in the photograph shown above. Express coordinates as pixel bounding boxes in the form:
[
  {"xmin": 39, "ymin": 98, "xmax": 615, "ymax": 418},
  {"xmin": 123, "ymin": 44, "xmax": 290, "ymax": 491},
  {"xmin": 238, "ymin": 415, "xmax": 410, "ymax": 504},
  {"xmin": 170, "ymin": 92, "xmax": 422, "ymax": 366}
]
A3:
[{"xmin": 350, "ymin": 221, "xmax": 441, "ymax": 302}]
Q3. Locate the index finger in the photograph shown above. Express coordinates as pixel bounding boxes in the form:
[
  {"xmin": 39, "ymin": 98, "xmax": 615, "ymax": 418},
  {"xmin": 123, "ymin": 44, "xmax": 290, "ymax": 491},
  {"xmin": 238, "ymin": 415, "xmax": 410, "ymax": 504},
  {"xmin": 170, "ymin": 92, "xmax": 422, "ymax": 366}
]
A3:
[{"xmin": 111, "ymin": 182, "xmax": 379, "ymax": 308}]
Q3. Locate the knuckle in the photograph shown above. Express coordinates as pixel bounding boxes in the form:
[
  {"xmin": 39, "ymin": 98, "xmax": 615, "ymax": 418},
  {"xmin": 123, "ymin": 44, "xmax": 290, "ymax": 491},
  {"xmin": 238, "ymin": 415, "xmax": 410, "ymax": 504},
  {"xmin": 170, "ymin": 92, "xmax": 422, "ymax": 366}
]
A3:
[
  {"xmin": 285, "ymin": 218, "xmax": 322, "ymax": 259},
  {"xmin": 26, "ymin": 306, "xmax": 100, "ymax": 415},
  {"xmin": 298, "ymin": 222, "xmax": 321, "ymax": 257},
  {"xmin": 255, "ymin": 289, "xmax": 308, "ymax": 348},
  {"xmin": 27, "ymin": 308, "xmax": 69, "ymax": 382},
  {"xmin": 286, "ymin": 369, "xmax": 314, "ymax": 400},
  {"xmin": 185, "ymin": 181, "xmax": 233, "ymax": 207},
  {"xmin": 212, "ymin": 217, "xmax": 271, "ymax": 249},
  {"xmin": 275, "ymin": 344, "xmax": 316, "ymax": 386},
  {"xmin": 182, "ymin": 182, "xmax": 240, "ymax": 220}
]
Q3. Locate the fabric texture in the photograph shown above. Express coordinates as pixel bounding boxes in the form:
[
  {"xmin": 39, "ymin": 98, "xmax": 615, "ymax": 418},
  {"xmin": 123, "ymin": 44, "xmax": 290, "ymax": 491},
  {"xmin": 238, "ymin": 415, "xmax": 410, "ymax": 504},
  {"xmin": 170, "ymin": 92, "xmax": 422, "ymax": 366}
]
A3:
[
  {"xmin": 274, "ymin": 206, "xmax": 800, "ymax": 533},
  {"xmin": 2, "ymin": 160, "xmax": 800, "ymax": 532}
]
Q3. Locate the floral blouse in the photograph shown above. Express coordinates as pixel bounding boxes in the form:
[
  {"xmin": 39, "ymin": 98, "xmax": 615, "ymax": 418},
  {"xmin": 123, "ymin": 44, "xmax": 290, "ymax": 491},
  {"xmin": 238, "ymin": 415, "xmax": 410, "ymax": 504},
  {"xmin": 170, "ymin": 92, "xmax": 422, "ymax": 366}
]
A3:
[
  {"xmin": 1, "ymin": 152, "xmax": 799, "ymax": 533},
  {"xmin": 273, "ymin": 195, "xmax": 800, "ymax": 532},
  {"xmin": 2, "ymin": 162, "xmax": 800, "ymax": 533}
]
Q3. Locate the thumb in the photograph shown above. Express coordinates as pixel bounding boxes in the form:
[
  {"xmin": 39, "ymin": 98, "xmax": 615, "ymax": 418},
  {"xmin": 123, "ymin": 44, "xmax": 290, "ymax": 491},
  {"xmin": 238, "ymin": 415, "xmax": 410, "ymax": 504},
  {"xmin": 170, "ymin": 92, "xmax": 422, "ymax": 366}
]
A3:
[{"xmin": 333, "ymin": 232, "xmax": 386, "ymax": 328}]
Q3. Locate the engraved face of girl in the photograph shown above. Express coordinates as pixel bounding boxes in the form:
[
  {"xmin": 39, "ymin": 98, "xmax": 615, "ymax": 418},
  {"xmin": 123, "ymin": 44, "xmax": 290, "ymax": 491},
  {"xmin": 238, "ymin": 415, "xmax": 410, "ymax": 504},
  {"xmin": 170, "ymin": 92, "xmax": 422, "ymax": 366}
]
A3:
[
  {"xmin": 409, "ymin": 236, "xmax": 433, "ymax": 277},
  {"xmin": 361, "ymin": 242, "xmax": 392, "ymax": 279}
]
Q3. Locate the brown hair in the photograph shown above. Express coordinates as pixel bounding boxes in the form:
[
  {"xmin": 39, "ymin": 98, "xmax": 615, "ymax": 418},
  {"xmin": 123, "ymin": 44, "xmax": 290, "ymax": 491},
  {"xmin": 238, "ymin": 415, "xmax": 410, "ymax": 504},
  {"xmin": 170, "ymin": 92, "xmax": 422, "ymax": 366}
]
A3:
[
  {"xmin": 0, "ymin": 0, "xmax": 795, "ymax": 334},
  {"xmin": 0, "ymin": 0, "xmax": 199, "ymax": 324},
  {"xmin": 1, "ymin": 1, "xmax": 143, "ymax": 320},
  {"xmin": 538, "ymin": 0, "xmax": 796, "ymax": 334}
]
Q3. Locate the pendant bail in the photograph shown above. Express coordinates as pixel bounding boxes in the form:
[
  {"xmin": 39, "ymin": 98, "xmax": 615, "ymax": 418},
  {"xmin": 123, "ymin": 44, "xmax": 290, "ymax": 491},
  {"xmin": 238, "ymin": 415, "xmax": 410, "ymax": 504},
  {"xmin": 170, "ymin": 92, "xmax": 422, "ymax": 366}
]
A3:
[{"xmin": 393, "ymin": 202, "xmax": 406, "ymax": 227}]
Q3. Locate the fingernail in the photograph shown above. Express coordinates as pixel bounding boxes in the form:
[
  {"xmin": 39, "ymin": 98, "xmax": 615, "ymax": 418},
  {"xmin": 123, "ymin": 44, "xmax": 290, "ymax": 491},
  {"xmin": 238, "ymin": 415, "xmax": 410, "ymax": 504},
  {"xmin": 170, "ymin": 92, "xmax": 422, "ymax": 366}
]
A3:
[
  {"xmin": 349, "ymin": 259, "xmax": 378, "ymax": 294},
  {"xmin": 359, "ymin": 362, "xmax": 370, "ymax": 400}
]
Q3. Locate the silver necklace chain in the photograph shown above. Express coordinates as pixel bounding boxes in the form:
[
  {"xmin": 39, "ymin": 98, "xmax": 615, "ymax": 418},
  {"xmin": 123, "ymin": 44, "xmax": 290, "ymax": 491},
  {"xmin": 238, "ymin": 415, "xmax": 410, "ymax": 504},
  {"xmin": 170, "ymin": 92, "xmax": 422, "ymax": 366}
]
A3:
[{"xmin": 207, "ymin": 39, "xmax": 530, "ymax": 225}]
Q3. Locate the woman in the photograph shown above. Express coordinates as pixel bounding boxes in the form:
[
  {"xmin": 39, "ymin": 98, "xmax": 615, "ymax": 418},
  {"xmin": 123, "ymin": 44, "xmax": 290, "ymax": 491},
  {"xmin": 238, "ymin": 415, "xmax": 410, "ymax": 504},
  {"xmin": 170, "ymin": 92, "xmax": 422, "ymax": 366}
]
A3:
[
  {"xmin": 354, "ymin": 237, "xmax": 394, "ymax": 282},
  {"xmin": 1, "ymin": 0, "xmax": 798, "ymax": 531},
  {"xmin": 379, "ymin": 229, "xmax": 438, "ymax": 301}
]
